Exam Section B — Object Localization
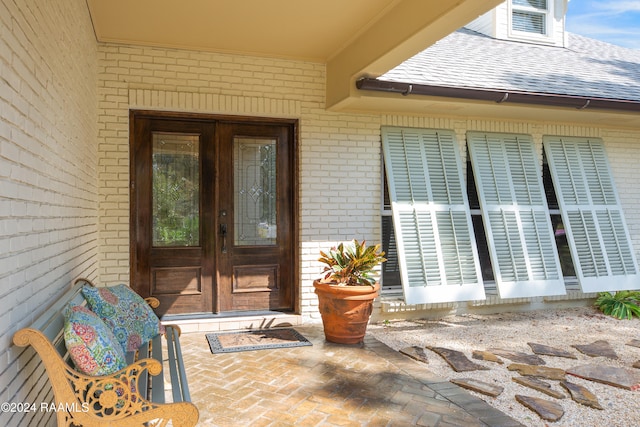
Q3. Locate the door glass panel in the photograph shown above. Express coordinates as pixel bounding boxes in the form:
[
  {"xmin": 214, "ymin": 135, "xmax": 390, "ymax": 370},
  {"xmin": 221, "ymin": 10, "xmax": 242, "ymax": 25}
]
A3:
[
  {"xmin": 234, "ymin": 137, "xmax": 277, "ymax": 246},
  {"xmin": 152, "ymin": 132, "xmax": 200, "ymax": 247}
]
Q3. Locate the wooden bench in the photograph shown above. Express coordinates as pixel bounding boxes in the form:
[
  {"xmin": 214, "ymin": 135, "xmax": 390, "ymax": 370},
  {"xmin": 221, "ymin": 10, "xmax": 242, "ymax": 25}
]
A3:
[{"xmin": 12, "ymin": 278, "xmax": 199, "ymax": 427}]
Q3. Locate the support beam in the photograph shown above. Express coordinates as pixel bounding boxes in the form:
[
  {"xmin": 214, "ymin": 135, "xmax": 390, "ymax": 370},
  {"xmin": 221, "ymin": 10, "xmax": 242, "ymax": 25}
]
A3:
[{"xmin": 326, "ymin": 0, "xmax": 503, "ymax": 110}]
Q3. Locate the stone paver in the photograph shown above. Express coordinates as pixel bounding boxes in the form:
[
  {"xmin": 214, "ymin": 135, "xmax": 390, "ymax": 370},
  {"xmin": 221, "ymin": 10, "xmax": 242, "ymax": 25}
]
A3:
[
  {"xmin": 571, "ymin": 340, "xmax": 619, "ymax": 359},
  {"xmin": 512, "ymin": 377, "xmax": 566, "ymax": 400},
  {"xmin": 560, "ymin": 380, "xmax": 603, "ymax": 410},
  {"xmin": 515, "ymin": 395, "xmax": 564, "ymax": 422},
  {"xmin": 175, "ymin": 326, "xmax": 523, "ymax": 426},
  {"xmin": 527, "ymin": 342, "xmax": 577, "ymax": 359},
  {"xmin": 400, "ymin": 346, "xmax": 430, "ymax": 364},
  {"xmin": 426, "ymin": 346, "xmax": 490, "ymax": 372},
  {"xmin": 507, "ymin": 363, "xmax": 566, "ymax": 380},
  {"xmin": 567, "ymin": 364, "xmax": 640, "ymax": 390},
  {"xmin": 451, "ymin": 378, "xmax": 504, "ymax": 397},
  {"xmin": 472, "ymin": 350, "xmax": 503, "ymax": 364},
  {"xmin": 488, "ymin": 349, "xmax": 546, "ymax": 365}
]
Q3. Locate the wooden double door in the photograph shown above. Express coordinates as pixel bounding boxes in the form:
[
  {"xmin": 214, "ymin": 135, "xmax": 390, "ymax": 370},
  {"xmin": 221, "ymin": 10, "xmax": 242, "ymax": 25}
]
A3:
[{"xmin": 130, "ymin": 112, "xmax": 297, "ymax": 315}]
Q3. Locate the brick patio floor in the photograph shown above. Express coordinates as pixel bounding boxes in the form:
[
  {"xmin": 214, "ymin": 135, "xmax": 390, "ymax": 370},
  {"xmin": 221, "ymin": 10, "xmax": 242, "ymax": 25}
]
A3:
[{"xmin": 174, "ymin": 325, "xmax": 524, "ymax": 426}]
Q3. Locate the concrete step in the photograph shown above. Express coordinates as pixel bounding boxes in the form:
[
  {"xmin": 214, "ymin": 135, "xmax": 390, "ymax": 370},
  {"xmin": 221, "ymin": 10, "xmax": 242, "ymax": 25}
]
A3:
[{"xmin": 161, "ymin": 312, "xmax": 303, "ymax": 333}]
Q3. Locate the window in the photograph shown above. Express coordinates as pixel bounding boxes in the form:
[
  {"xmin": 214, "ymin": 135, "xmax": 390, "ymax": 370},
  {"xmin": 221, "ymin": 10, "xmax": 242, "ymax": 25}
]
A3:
[
  {"xmin": 542, "ymin": 150, "xmax": 576, "ymax": 277},
  {"xmin": 381, "ymin": 169, "xmax": 401, "ymax": 292},
  {"xmin": 511, "ymin": 0, "xmax": 549, "ymax": 35},
  {"xmin": 381, "ymin": 128, "xmax": 639, "ymax": 304}
]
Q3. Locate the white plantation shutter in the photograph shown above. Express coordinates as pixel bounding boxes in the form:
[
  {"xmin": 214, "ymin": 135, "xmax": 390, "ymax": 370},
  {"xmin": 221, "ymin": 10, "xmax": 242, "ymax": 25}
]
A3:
[
  {"xmin": 382, "ymin": 127, "xmax": 485, "ymax": 304},
  {"xmin": 544, "ymin": 136, "xmax": 639, "ymax": 292},
  {"xmin": 468, "ymin": 132, "xmax": 564, "ymax": 298}
]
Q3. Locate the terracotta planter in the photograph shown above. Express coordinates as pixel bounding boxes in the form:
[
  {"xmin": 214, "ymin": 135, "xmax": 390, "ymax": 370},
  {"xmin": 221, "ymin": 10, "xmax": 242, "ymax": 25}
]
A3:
[{"xmin": 313, "ymin": 279, "xmax": 380, "ymax": 344}]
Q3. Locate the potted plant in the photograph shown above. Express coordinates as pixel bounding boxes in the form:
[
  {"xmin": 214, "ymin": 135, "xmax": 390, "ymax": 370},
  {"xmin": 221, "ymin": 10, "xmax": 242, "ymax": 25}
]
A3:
[{"xmin": 313, "ymin": 239, "xmax": 386, "ymax": 344}]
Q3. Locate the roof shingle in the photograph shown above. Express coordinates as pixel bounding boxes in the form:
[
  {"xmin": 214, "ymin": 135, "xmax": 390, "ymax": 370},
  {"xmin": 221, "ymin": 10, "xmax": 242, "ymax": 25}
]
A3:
[{"xmin": 379, "ymin": 28, "xmax": 640, "ymax": 102}]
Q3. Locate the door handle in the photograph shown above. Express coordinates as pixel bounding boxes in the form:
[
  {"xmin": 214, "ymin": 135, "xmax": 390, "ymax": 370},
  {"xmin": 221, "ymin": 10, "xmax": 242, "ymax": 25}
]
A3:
[{"xmin": 219, "ymin": 223, "xmax": 227, "ymax": 253}]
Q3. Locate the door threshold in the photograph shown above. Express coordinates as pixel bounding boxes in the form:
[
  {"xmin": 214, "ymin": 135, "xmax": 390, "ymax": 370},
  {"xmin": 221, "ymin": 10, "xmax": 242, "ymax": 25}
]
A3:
[{"xmin": 161, "ymin": 311, "xmax": 303, "ymax": 334}]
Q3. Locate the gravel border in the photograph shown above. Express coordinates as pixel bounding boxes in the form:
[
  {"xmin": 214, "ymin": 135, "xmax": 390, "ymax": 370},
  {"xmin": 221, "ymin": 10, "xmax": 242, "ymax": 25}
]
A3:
[{"xmin": 369, "ymin": 307, "xmax": 640, "ymax": 427}]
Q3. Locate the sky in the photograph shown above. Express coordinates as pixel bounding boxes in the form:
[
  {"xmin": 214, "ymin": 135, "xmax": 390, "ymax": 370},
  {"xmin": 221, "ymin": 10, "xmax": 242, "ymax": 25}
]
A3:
[{"xmin": 565, "ymin": 1, "xmax": 640, "ymax": 49}]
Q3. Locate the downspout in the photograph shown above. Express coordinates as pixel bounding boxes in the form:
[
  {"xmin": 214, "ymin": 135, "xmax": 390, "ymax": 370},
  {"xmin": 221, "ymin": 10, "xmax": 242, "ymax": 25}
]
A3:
[{"xmin": 355, "ymin": 77, "xmax": 640, "ymax": 112}]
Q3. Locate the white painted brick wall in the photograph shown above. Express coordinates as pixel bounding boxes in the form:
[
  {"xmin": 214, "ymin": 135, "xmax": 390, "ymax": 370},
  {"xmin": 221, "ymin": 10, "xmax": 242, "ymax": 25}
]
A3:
[
  {"xmin": 99, "ymin": 46, "xmax": 384, "ymax": 323},
  {"xmin": 0, "ymin": 0, "xmax": 98, "ymax": 425},
  {"xmin": 98, "ymin": 41, "xmax": 640, "ymax": 324}
]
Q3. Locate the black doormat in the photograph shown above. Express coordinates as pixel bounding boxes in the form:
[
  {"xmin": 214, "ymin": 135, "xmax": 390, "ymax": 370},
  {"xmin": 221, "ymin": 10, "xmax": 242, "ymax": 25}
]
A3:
[{"xmin": 206, "ymin": 328, "xmax": 312, "ymax": 354}]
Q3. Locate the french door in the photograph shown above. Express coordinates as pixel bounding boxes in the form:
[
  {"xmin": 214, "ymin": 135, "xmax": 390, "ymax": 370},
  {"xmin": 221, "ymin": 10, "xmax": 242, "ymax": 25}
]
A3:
[{"xmin": 130, "ymin": 112, "xmax": 297, "ymax": 315}]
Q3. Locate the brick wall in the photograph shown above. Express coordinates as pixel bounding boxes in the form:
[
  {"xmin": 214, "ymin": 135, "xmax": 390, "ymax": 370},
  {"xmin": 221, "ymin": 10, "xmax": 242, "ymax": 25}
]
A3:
[
  {"xmin": 97, "ymin": 45, "xmax": 384, "ymax": 321},
  {"xmin": 98, "ymin": 43, "xmax": 640, "ymax": 322},
  {"xmin": 0, "ymin": 0, "xmax": 98, "ymax": 425}
]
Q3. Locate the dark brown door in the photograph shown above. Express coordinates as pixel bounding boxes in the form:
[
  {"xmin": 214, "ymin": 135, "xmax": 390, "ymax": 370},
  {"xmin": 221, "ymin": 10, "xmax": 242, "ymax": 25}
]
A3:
[
  {"xmin": 215, "ymin": 123, "xmax": 295, "ymax": 312},
  {"xmin": 131, "ymin": 112, "xmax": 296, "ymax": 315}
]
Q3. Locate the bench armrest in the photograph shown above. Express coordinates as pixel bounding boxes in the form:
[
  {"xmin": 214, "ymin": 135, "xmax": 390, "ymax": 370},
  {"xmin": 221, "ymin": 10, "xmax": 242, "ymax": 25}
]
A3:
[
  {"xmin": 145, "ymin": 296, "xmax": 160, "ymax": 309},
  {"xmin": 13, "ymin": 328, "xmax": 198, "ymax": 427}
]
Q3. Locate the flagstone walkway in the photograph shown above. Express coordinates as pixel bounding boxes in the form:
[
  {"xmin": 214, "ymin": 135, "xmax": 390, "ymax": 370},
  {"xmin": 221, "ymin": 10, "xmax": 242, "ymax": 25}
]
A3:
[{"xmin": 174, "ymin": 326, "xmax": 523, "ymax": 426}]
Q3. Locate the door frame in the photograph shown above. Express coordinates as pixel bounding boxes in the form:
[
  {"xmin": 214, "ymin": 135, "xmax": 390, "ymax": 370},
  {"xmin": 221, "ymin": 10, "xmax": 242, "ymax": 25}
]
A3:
[{"xmin": 129, "ymin": 110, "xmax": 300, "ymax": 315}]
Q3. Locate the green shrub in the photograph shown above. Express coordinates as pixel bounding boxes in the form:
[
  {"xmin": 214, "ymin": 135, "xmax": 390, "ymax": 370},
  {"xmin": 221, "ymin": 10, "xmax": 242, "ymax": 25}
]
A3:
[{"xmin": 594, "ymin": 290, "xmax": 640, "ymax": 320}]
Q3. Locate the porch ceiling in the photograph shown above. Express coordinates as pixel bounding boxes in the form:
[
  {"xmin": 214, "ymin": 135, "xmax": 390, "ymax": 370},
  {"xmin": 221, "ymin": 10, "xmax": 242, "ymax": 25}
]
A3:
[{"xmin": 86, "ymin": 0, "xmax": 503, "ymax": 110}]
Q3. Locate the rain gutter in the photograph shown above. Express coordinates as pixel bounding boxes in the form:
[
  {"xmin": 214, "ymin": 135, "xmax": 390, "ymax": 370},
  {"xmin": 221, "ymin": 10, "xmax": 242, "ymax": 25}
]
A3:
[{"xmin": 355, "ymin": 77, "xmax": 640, "ymax": 112}]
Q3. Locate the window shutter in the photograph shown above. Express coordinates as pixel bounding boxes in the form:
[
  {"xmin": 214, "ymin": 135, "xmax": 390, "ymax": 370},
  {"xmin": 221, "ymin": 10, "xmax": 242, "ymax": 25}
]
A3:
[
  {"xmin": 544, "ymin": 136, "xmax": 639, "ymax": 292},
  {"xmin": 382, "ymin": 127, "xmax": 485, "ymax": 304},
  {"xmin": 468, "ymin": 132, "xmax": 564, "ymax": 298}
]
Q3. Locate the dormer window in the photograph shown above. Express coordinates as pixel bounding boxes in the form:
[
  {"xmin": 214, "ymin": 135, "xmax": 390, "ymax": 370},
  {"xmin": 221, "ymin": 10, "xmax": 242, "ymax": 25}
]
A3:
[
  {"xmin": 511, "ymin": 0, "xmax": 549, "ymax": 35},
  {"xmin": 465, "ymin": 0, "xmax": 565, "ymax": 47}
]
